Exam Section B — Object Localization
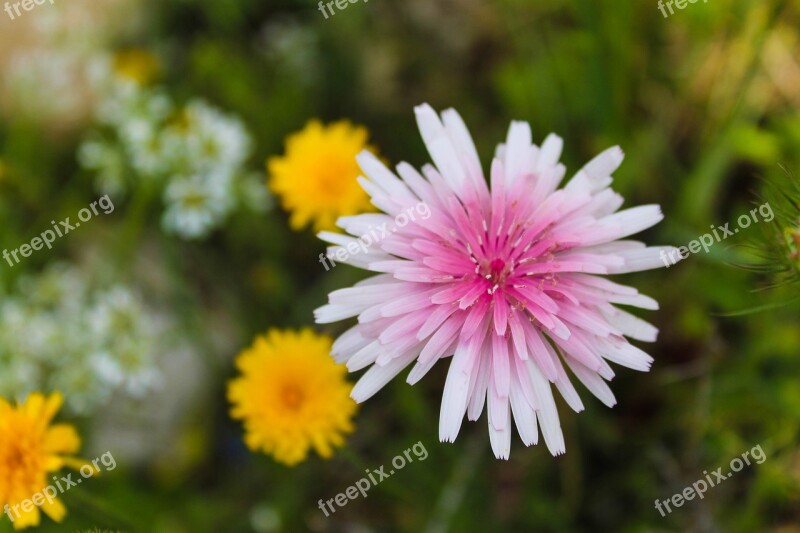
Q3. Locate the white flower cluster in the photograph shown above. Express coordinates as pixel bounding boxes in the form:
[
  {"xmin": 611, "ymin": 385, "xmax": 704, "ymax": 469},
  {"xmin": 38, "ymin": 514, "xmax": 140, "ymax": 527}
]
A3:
[
  {"xmin": 0, "ymin": 263, "xmax": 164, "ymax": 415},
  {"xmin": 79, "ymin": 72, "xmax": 270, "ymax": 239}
]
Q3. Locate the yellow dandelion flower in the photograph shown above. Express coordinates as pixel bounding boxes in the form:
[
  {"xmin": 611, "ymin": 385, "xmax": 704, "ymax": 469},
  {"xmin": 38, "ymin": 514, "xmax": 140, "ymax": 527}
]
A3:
[
  {"xmin": 0, "ymin": 393, "xmax": 91, "ymax": 530},
  {"xmin": 267, "ymin": 120, "xmax": 374, "ymax": 231},
  {"xmin": 228, "ymin": 329, "xmax": 357, "ymax": 466}
]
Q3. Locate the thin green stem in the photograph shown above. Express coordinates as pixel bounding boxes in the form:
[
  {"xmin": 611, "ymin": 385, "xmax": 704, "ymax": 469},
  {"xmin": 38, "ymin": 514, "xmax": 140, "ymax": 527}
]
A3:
[{"xmin": 423, "ymin": 432, "xmax": 486, "ymax": 533}]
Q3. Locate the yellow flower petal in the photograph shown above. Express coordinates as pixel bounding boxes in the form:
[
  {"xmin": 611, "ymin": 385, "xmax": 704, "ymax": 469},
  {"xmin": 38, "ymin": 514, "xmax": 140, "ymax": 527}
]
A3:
[
  {"xmin": 10, "ymin": 503, "xmax": 40, "ymax": 530},
  {"xmin": 39, "ymin": 496, "xmax": 67, "ymax": 523},
  {"xmin": 21, "ymin": 393, "xmax": 45, "ymax": 418},
  {"xmin": 61, "ymin": 458, "xmax": 100, "ymax": 476},
  {"xmin": 41, "ymin": 393, "xmax": 64, "ymax": 424},
  {"xmin": 43, "ymin": 424, "xmax": 81, "ymax": 455},
  {"xmin": 43, "ymin": 456, "xmax": 65, "ymax": 472}
]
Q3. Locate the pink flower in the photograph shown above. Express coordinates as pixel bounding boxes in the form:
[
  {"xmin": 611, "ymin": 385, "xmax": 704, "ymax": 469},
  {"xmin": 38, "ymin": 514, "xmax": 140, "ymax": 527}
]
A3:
[{"xmin": 315, "ymin": 104, "xmax": 677, "ymax": 459}]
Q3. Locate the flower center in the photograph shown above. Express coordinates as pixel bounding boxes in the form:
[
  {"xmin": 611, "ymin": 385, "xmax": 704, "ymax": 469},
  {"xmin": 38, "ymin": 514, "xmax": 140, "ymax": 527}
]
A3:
[
  {"xmin": 315, "ymin": 158, "xmax": 348, "ymax": 197},
  {"xmin": 5, "ymin": 445, "xmax": 26, "ymax": 470},
  {"xmin": 487, "ymin": 258, "xmax": 507, "ymax": 279},
  {"xmin": 480, "ymin": 258, "xmax": 512, "ymax": 294},
  {"xmin": 1, "ymin": 440, "xmax": 41, "ymax": 487},
  {"xmin": 182, "ymin": 191, "xmax": 209, "ymax": 208},
  {"xmin": 280, "ymin": 384, "xmax": 305, "ymax": 411}
]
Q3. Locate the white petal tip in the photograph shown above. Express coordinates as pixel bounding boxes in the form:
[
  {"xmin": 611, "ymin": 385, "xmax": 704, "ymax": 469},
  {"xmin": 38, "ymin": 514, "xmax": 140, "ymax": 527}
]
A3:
[{"xmin": 414, "ymin": 103, "xmax": 435, "ymax": 115}]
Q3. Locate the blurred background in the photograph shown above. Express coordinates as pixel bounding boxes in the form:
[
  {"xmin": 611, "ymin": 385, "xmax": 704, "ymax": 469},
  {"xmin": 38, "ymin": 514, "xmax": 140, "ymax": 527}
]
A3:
[{"xmin": 0, "ymin": 0, "xmax": 798, "ymax": 531}]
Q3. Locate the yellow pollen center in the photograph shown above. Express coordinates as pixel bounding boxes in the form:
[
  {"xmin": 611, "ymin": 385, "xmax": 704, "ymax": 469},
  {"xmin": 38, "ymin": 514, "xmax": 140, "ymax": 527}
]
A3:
[
  {"xmin": 6, "ymin": 446, "xmax": 25, "ymax": 469},
  {"xmin": 183, "ymin": 192, "xmax": 208, "ymax": 208},
  {"xmin": 315, "ymin": 161, "xmax": 347, "ymax": 197},
  {"xmin": 280, "ymin": 384, "xmax": 305, "ymax": 411},
  {"xmin": 1, "ymin": 440, "xmax": 41, "ymax": 488}
]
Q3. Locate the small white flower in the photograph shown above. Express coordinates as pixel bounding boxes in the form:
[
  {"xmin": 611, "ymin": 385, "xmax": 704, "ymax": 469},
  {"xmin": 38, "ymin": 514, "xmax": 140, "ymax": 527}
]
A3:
[
  {"xmin": 180, "ymin": 100, "xmax": 252, "ymax": 175},
  {"xmin": 162, "ymin": 174, "xmax": 234, "ymax": 239}
]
